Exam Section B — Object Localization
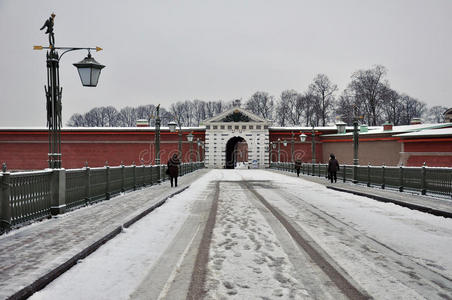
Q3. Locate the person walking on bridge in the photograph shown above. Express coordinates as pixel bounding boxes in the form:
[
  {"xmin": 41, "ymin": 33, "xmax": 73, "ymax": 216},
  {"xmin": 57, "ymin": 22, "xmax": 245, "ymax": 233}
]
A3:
[
  {"xmin": 294, "ymin": 158, "xmax": 302, "ymax": 177},
  {"xmin": 328, "ymin": 153, "xmax": 340, "ymax": 183},
  {"xmin": 167, "ymin": 153, "xmax": 181, "ymax": 187}
]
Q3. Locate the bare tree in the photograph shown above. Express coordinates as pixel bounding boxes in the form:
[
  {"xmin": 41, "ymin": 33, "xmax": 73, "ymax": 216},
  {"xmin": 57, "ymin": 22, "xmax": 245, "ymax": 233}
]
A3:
[
  {"xmin": 426, "ymin": 106, "xmax": 448, "ymax": 123},
  {"xmin": 245, "ymin": 91, "xmax": 274, "ymax": 120},
  {"xmin": 382, "ymin": 88, "xmax": 403, "ymax": 125},
  {"xmin": 118, "ymin": 106, "xmax": 138, "ymax": 127},
  {"xmin": 101, "ymin": 106, "xmax": 119, "ymax": 127},
  {"xmin": 67, "ymin": 113, "xmax": 86, "ymax": 127},
  {"xmin": 399, "ymin": 94, "xmax": 426, "ymax": 125},
  {"xmin": 349, "ymin": 65, "xmax": 388, "ymax": 126},
  {"xmin": 276, "ymin": 90, "xmax": 297, "ymax": 126},
  {"xmin": 309, "ymin": 74, "xmax": 338, "ymax": 126}
]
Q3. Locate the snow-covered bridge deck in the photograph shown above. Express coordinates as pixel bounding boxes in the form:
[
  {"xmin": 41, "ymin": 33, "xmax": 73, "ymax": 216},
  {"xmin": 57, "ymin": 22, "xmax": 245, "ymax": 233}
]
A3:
[{"xmin": 1, "ymin": 169, "xmax": 452, "ymax": 299}]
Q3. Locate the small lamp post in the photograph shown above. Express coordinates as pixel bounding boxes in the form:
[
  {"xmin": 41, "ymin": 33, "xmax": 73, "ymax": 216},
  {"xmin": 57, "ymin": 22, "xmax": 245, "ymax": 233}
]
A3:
[
  {"xmin": 187, "ymin": 132, "xmax": 194, "ymax": 162},
  {"xmin": 311, "ymin": 127, "xmax": 316, "ymax": 164},
  {"xmin": 278, "ymin": 138, "xmax": 281, "ymax": 162}
]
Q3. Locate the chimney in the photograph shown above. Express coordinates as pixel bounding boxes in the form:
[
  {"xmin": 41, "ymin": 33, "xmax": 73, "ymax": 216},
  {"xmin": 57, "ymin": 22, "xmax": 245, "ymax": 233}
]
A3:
[
  {"xmin": 410, "ymin": 118, "xmax": 422, "ymax": 125},
  {"xmin": 136, "ymin": 119, "xmax": 149, "ymax": 127},
  {"xmin": 383, "ymin": 121, "xmax": 393, "ymax": 131}
]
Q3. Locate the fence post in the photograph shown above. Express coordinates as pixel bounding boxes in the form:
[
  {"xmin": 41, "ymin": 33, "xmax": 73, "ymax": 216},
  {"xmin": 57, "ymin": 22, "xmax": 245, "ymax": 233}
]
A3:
[
  {"xmin": 50, "ymin": 169, "xmax": 66, "ymax": 215},
  {"xmin": 149, "ymin": 164, "xmax": 153, "ymax": 185},
  {"xmin": 121, "ymin": 163, "xmax": 125, "ymax": 192},
  {"xmin": 421, "ymin": 162, "xmax": 427, "ymax": 195},
  {"xmin": 105, "ymin": 162, "xmax": 110, "ymax": 200},
  {"xmin": 367, "ymin": 163, "xmax": 371, "ymax": 187},
  {"xmin": 381, "ymin": 164, "xmax": 385, "ymax": 189},
  {"xmin": 342, "ymin": 165, "xmax": 346, "ymax": 182},
  {"xmin": 399, "ymin": 164, "xmax": 404, "ymax": 192},
  {"xmin": 353, "ymin": 165, "xmax": 358, "ymax": 184},
  {"xmin": 85, "ymin": 164, "xmax": 91, "ymax": 204},
  {"xmin": 133, "ymin": 162, "xmax": 137, "ymax": 190},
  {"xmin": 157, "ymin": 164, "xmax": 161, "ymax": 183},
  {"xmin": 142, "ymin": 164, "xmax": 146, "ymax": 187},
  {"xmin": 1, "ymin": 171, "xmax": 11, "ymax": 233}
]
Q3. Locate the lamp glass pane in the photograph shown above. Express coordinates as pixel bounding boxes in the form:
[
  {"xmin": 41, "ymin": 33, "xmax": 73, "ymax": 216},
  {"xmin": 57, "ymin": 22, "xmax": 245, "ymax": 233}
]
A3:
[
  {"xmin": 90, "ymin": 68, "xmax": 101, "ymax": 86},
  {"xmin": 77, "ymin": 68, "xmax": 92, "ymax": 86}
]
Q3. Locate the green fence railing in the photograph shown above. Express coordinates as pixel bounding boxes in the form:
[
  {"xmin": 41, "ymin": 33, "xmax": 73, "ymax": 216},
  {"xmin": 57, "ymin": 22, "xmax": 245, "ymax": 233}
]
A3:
[
  {"xmin": 270, "ymin": 162, "xmax": 452, "ymax": 198},
  {"xmin": 0, "ymin": 162, "xmax": 204, "ymax": 233}
]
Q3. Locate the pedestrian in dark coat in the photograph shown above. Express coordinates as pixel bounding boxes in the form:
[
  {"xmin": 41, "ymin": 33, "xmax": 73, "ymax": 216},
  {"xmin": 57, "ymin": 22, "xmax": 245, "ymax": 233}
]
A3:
[
  {"xmin": 294, "ymin": 159, "xmax": 302, "ymax": 177},
  {"xmin": 167, "ymin": 154, "xmax": 181, "ymax": 187},
  {"xmin": 328, "ymin": 154, "xmax": 340, "ymax": 183}
]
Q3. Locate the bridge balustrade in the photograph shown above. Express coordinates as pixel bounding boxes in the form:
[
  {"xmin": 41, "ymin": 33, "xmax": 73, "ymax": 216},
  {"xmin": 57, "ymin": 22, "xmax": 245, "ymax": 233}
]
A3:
[
  {"xmin": 270, "ymin": 162, "xmax": 452, "ymax": 199},
  {"xmin": 0, "ymin": 162, "xmax": 204, "ymax": 233}
]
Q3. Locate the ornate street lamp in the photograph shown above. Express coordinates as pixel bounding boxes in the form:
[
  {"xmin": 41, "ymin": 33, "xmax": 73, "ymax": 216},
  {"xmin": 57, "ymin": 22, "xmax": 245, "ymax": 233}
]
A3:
[
  {"xmin": 311, "ymin": 127, "xmax": 316, "ymax": 164},
  {"xmin": 73, "ymin": 52, "xmax": 105, "ymax": 87},
  {"xmin": 34, "ymin": 13, "xmax": 104, "ymax": 168},
  {"xmin": 187, "ymin": 132, "xmax": 194, "ymax": 162},
  {"xmin": 277, "ymin": 138, "xmax": 281, "ymax": 162}
]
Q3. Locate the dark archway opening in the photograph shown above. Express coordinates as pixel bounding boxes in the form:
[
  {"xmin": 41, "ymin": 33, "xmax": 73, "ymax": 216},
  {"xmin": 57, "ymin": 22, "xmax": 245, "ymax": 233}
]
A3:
[{"xmin": 225, "ymin": 136, "xmax": 248, "ymax": 169}]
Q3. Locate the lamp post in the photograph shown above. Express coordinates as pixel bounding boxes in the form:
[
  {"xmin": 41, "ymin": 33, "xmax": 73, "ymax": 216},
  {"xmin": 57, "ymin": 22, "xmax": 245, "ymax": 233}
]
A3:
[
  {"xmin": 291, "ymin": 132, "xmax": 295, "ymax": 162},
  {"xmin": 196, "ymin": 138, "xmax": 202, "ymax": 162},
  {"xmin": 34, "ymin": 15, "xmax": 104, "ymax": 168},
  {"xmin": 353, "ymin": 117, "xmax": 359, "ymax": 166},
  {"xmin": 298, "ymin": 132, "xmax": 307, "ymax": 162},
  {"xmin": 278, "ymin": 138, "xmax": 281, "ymax": 162},
  {"xmin": 187, "ymin": 132, "xmax": 194, "ymax": 162},
  {"xmin": 311, "ymin": 127, "xmax": 316, "ymax": 164}
]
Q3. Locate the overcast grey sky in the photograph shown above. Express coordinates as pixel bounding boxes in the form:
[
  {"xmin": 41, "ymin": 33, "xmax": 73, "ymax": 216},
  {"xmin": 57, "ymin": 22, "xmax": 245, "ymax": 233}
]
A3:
[{"xmin": 0, "ymin": 0, "xmax": 451, "ymax": 126}]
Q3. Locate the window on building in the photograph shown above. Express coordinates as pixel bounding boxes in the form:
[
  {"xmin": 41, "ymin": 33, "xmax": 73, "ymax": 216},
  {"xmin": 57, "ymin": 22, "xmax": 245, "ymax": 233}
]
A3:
[
  {"xmin": 220, "ymin": 125, "xmax": 225, "ymax": 129},
  {"xmin": 213, "ymin": 125, "xmax": 218, "ymax": 129},
  {"xmin": 206, "ymin": 125, "xmax": 210, "ymax": 129},
  {"xmin": 249, "ymin": 125, "xmax": 254, "ymax": 129},
  {"xmin": 228, "ymin": 125, "xmax": 232, "ymax": 130},
  {"xmin": 235, "ymin": 125, "xmax": 239, "ymax": 129},
  {"xmin": 256, "ymin": 125, "xmax": 261, "ymax": 129},
  {"xmin": 242, "ymin": 125, "xmax": 246, "ymax": 129}
]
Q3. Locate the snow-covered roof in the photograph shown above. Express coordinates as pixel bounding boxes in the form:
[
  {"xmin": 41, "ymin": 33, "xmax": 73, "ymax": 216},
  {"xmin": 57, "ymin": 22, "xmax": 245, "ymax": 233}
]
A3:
[
  {"xmin": 321, "ymin": 123, "xmax": 452, "ymax": 137},
  {"xmin": 394, "ymin": 127, "xmax": 452, "ymax": 138},
  {"xmin": 0, "ymin": 126, "xmax": 206, "ymax": 131}
]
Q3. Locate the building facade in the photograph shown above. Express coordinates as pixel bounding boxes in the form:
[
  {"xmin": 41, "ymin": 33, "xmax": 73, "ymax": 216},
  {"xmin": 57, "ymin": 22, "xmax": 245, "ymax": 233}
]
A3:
[{"xmin": 1, "ymin": 107, "xmax": 452, "ymax": 170}]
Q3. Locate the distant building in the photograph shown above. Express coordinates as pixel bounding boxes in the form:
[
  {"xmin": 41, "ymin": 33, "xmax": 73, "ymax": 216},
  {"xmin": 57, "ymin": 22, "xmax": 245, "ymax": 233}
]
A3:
[{"xmin": 444, "ymin": 108, "xmax": 452, "ymax": 123}]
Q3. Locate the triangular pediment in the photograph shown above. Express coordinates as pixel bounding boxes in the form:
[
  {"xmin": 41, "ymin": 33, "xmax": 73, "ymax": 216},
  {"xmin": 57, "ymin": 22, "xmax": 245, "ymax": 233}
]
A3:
[{"xmin": 204, "ymin": 107, "xmax": 268, "ymax": 124}]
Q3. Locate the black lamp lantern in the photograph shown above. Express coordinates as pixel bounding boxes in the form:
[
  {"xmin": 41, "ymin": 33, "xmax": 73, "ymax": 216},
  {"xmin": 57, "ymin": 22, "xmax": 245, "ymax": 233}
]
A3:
[
  {"xmin": 168, "ymin": 121, "xmax": 177, "ymax": 132},
  {"xmin": 73, "ymin": 52, "xmax": 105, "ymax": 87}
]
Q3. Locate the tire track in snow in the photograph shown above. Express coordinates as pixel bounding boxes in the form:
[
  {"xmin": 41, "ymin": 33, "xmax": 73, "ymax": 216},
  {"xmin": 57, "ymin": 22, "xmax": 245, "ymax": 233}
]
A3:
[{"xmin": 243, "ymin": 181, "xmax": 370, "ymax": 300}]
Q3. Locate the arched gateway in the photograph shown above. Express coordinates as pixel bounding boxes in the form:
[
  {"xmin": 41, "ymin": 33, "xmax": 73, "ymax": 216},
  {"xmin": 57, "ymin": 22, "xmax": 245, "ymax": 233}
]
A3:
[
  {"xmin": 225, "ymin": 136, "xmax": 248, "ymax": 168},
  {"xmin": 204, "ymin": 105, "xmax": 269, "ymax": 168}
]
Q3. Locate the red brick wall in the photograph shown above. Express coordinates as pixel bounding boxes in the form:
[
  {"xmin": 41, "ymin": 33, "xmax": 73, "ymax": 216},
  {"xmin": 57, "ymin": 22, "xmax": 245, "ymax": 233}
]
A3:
[{"xmin": 0, "ymin": 130, "xmax": 205, "ymax": 170}]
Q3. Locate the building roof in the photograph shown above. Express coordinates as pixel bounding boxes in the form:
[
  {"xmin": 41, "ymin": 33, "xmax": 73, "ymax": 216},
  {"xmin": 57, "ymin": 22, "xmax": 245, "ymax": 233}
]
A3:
[
  {"xmin": 0, "ymin": 126, "xmax": 206, "ymax": 132},
  {"xmin": 394, "ymin": 127, "xmax": 452, "ymax": 138},
  {"xmin": 321, "ymin": 123, "xmax": 452, "ymax": 137}
]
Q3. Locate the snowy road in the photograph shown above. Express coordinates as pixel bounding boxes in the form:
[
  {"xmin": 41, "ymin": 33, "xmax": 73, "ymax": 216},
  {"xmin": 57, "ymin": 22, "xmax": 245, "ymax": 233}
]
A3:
[{"xmin": 31, "ymin": 170, "xmax": 452, "ymax": 299}]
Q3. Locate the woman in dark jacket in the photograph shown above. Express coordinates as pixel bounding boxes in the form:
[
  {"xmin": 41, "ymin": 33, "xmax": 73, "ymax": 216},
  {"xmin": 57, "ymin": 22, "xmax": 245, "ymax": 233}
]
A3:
[
  {"xmin": 294, "ymin": 159, "xmax": 302, "ymax": 177},
  {"xmin": 328, "ymin": 154, "xmax": 340, "ymax": 183},
  {"xmin": 167, "ymin": 154, "xmax": 181, "ymax": 187}
]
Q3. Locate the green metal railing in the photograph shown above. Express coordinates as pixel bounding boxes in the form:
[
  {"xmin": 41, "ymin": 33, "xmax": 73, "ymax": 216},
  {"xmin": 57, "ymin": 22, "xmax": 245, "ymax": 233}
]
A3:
[
  {"xmin": 0, "ymin": 162, "xmax": 204, "ymax": 232},
  {"xmin": 270, "ymin": 162, "xmax": 452, "ymax": 198}
]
